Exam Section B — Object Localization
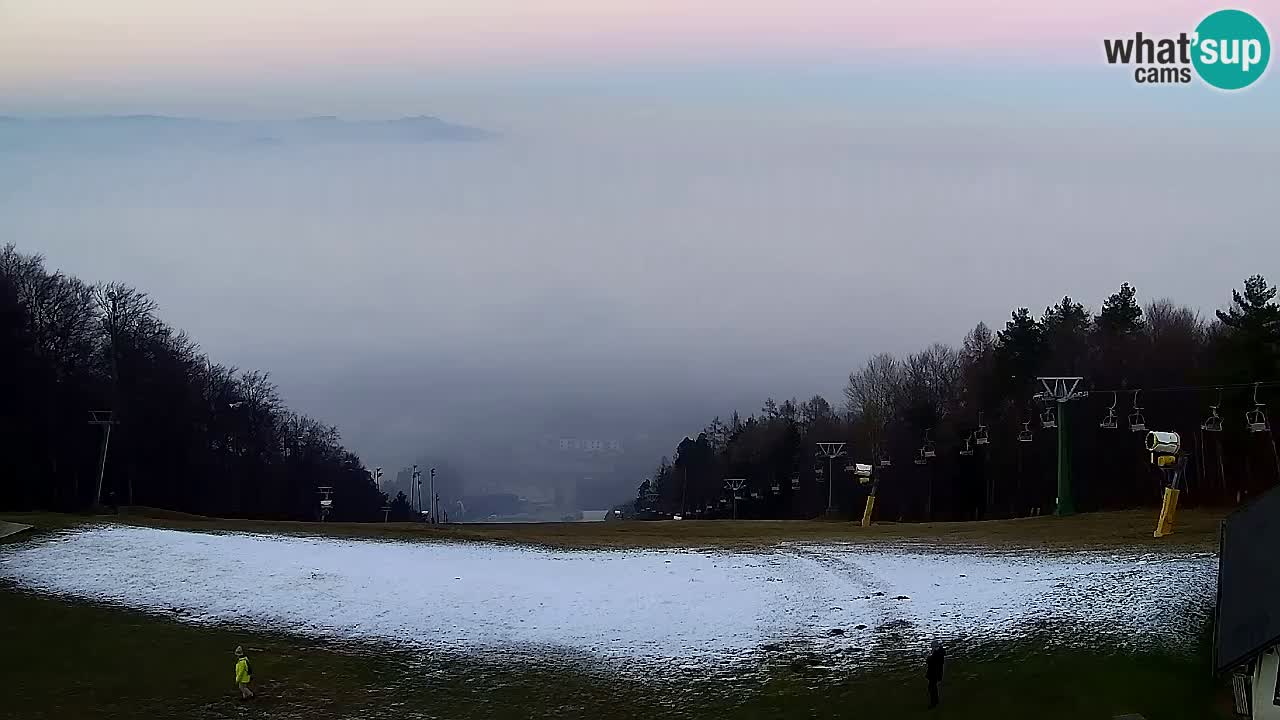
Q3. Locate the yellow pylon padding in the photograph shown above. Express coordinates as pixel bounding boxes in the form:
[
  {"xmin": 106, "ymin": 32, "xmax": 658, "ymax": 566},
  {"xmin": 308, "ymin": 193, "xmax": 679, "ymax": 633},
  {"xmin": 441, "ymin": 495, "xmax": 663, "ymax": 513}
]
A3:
[
  {"xmin": 861, "ymin": 495, "xmax": 876, "ymax": 528},
  {"xmin": 1154, "ymin": 487, "xmax": 1180, "ymax": 537}
]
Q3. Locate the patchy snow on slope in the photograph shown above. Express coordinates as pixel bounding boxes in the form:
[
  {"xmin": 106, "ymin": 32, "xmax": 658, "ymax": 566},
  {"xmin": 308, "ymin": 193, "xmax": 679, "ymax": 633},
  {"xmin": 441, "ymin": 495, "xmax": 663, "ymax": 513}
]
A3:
[{"xmin": 0, "ymin": 526, "xmax": 1214, "ymax": 668}]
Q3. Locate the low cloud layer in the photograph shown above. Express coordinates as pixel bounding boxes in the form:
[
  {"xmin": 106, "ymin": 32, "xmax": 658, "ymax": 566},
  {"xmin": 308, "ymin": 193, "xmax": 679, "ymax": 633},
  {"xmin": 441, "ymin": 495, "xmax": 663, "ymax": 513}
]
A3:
[{"xmin": 5, "ymin": 103, "xmax": 1277, "ymax": 497}]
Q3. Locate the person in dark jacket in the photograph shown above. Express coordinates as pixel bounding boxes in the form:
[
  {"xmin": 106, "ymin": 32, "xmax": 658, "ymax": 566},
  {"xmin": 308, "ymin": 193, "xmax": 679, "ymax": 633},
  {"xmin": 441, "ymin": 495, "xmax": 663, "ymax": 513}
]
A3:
[{"xmin": 926, "ymin": 639, "xmax": 945, "ymax": 709}]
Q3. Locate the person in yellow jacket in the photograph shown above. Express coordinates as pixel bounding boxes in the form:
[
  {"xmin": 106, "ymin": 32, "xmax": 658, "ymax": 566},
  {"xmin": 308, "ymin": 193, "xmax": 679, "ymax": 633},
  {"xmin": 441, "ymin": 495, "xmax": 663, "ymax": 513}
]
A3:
[{"xmin": 234, "ymin": 646, "xmax": 254, "ymax": 700}]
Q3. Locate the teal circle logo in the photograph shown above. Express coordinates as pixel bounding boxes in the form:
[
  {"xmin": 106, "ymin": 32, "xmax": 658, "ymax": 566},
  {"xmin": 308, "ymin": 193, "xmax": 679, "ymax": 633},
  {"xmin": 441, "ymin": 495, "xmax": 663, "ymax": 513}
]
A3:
[{"xmin": 1192, "ymin": 9, "xmax": 1270, "ymax": 90}]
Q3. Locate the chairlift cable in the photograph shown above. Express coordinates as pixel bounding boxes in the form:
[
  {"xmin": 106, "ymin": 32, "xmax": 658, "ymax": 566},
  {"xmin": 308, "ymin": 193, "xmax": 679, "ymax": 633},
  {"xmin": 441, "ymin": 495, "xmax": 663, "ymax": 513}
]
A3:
[{"xmin": 1088, "ymin": 380, "xmax": 1280, "ymax": 395}]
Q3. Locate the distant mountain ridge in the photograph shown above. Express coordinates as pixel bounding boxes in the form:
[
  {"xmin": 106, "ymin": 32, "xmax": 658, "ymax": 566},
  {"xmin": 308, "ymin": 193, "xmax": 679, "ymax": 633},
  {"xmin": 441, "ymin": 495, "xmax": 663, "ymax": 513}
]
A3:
[{"xmin": 0, "ymin": 114, "xmax": 495, "ymax": 148}]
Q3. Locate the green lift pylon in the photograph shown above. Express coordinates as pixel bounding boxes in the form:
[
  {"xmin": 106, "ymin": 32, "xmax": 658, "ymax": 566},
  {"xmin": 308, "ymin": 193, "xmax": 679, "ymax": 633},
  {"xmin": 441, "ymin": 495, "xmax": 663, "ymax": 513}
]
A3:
[
  {"xmin": 1056, "ymin": 400, "xmax": 1072, "ymax": 516},
  {"xmin": 1036, "ymin": 377, "xmax": 1086, "ymax": 516}
]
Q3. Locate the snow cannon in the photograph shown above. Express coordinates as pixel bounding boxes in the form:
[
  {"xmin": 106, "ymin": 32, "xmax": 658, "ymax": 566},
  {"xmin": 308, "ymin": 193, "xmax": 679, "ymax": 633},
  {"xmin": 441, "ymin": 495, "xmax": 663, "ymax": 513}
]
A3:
[
  {"xmin": 1145, "ymin": 431, "xmax": 1180, "ymax": 458},
  {"xmin": 1144, "ymin": 431, "xmax": 1184, "ymax": 539},
  {"xmin": 853, "ymin": 463, "xmax": 878, "ymax": 527},
  {"xmin": 852, "ymin": 463, "xmax": 873, "ymax": 483}
]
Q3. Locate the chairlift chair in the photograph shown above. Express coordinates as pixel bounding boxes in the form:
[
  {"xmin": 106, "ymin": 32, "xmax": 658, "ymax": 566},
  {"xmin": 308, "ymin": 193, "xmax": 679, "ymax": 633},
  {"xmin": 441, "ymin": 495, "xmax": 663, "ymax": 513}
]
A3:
[
  {"xmin": 771, "ymin": 482, "xmax": 781, "ymax": 494},
  {"xmin": 1128, "ymin": 390, "xmax": 1147, "ymax": 433},
  {"xmin": 1018, "ymin": 421, "xmax": 1034, "ymax": 443},
  {"xmin": 791, "ymin": 476, "xmax": 801, "ymax": 490},
  {"xmin": 1099, "ymin": 392, "xmax": 1118, "ymax": 429},
  {"xmin": 1040, "ymin": 407, "xmax": 1057, "ymax": 429},
  {"xmin": 1247, "ymin": 383, "xmax": 1270, "ymax": 433},
  {"xmin": 974, "ymin": 411, "xmax": 990, "ymax": 445},
  {"xmin": 914, "ymin": 448, "xmax": 928, "ymax": 465},
  {"xmin": 960, "ymin": 435, "xmax": 975, "ymax": 456},
  {"xmin": 1203, "ymin": 392, "xmax": 1223, "ymax": 430},
  {"xmin": 879, "ymin": 456, "xmax": 892, "ymax": 468},
  {"xmin": 922, "ymin": 429, "xmax": 937, "ymax": 458}
]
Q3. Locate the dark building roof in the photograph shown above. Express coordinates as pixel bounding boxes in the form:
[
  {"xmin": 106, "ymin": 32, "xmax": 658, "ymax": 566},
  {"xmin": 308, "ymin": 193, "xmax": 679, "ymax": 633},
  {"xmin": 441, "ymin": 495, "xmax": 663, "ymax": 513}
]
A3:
[{"xmin": 1215, "ymin": 484, "xmax": 1280, "ymax": 673}]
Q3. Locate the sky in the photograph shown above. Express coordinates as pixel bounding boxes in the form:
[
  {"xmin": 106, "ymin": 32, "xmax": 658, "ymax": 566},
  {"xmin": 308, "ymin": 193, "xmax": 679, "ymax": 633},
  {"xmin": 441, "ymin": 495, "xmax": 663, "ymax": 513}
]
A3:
[
  {"xmin": 1, "ymin": 1, "xmax": 1277, "ymax": 497},
  {"xmin": 0, "ymin": 0, "xmax": 1230, "ymax": 79}
]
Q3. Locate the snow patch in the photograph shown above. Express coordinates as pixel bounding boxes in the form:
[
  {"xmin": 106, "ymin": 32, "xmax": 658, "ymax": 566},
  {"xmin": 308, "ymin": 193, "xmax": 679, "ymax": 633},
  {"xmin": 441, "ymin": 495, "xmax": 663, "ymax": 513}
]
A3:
[{"xmin": 0, "ymin": 526, "xmax": 1215, "ymax": 668}]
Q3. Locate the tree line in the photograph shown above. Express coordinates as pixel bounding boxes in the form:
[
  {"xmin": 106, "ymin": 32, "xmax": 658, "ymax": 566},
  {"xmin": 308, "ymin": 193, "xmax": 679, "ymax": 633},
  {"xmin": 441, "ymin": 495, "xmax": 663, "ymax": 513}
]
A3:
[
  {"xmin": 637, "ymin": 277, "xmax": 1280, "ymax": 521},
  {"xmin": 0, "ymin": 244, "xmax": 411, "ymax": 520}
]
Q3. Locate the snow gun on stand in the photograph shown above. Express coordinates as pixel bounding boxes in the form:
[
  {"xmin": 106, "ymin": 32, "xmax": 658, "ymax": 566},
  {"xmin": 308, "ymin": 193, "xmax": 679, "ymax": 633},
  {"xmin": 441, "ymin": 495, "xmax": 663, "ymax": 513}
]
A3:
[
  {"xmin": 849, "ymin": 463, "xmax": 876, "ymax": 527},
  {"xmin": 1145, "ymin": 431, "xmax": 1184, "ymax": 538}
]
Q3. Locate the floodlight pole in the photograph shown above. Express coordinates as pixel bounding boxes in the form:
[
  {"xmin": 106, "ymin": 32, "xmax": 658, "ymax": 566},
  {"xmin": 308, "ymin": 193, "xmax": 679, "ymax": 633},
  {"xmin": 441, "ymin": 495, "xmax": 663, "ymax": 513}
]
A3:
[
  {"xmin": 680, "ymin": 465, "xmax": 688, "ymax": 516},
  {"xmin": 1036, "ymin": 377, "xmax": 1086, "ymax": 517},
  {"xmin": 94, "ymin": 422, "xmax": 113, "ymax": 506},
  {"xmin": 88, "ymin": 411, "xmax": 117, "ymax": 508},
  {"xmin": 678, "ymin": 435, "xmax": 695, "ymax": 516}
]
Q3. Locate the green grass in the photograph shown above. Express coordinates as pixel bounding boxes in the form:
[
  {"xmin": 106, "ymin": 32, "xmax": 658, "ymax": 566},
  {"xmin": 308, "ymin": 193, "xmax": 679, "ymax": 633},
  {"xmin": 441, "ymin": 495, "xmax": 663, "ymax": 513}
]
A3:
[
  {"xmin": 0, "ymin": 506, "xmax": 1226, "ymax": 551},
  {"xmin": 1, "ymin": 588, "xmax": 1234, "ymax": 720}
]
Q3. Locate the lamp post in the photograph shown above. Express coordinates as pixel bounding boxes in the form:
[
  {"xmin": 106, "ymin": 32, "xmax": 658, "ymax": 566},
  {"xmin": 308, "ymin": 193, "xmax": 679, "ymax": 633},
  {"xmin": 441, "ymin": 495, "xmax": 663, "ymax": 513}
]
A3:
[
  {"xmin": 411, "ymin": 465, "xmax": 422, "ymax": 517},
  {"xmin": 88, "ymin": 410, "xmax": 117, "ymax": 508},
  {"xmin": 678, "ymin": 434, "xmax": 697, "ymax": 516},
  {"xmin": 430, "ymin": 467, "xmax": 437, "ymax": 524}
]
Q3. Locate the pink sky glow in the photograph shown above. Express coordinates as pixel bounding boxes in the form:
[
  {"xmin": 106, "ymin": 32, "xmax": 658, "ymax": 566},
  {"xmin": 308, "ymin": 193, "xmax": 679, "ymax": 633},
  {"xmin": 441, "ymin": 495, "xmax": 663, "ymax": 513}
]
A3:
[{"xmin": 1, "ymin": 0, "xmax": 1244, "ymax": 80}]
